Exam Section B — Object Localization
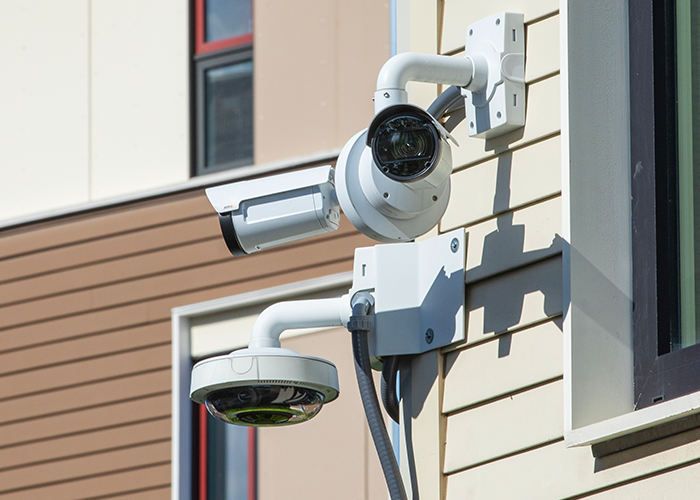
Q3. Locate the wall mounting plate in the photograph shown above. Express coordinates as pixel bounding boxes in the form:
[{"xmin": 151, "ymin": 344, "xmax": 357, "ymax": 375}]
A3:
[
  {"xmin": 463, "ymin": 12, "xmax": 525, "ymax": 139},
  {"xmin": 350, "ymin": 229, "xmax": 466, "ymax": 357}
]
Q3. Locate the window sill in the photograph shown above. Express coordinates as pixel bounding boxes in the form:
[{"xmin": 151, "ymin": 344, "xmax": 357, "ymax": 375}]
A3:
[{"xmin": 565, "ymin": 390, "xmax": 700, "ymax": 456}]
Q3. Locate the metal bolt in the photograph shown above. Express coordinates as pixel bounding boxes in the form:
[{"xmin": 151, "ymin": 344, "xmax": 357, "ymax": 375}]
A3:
[
  {"xmin": 450, "ymin": 238, "xmax": 459, "ymax": 253},
  {"xmin": 384, "ymin": 92, "xmax": 390, "ymax": 98},
  {"xmin": 425, "ymin": 328, "xmax": 434, "ymax": 344}
]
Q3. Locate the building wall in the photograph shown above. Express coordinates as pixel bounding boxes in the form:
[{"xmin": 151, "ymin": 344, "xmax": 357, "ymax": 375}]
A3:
[
  {"xmin": 398, "ymin": 1, "xmax": 700, "ymax": 499},
  {"xmin": 0, "ymin": 0, "xmax": 189, "ymax": 220},
  {"xmin": 0, "ymin": 0, "xmax": 389, "ymax": 222},
  {"xmin": 0, "ymin": 165, "xmax": 376, "ymax": 498}
]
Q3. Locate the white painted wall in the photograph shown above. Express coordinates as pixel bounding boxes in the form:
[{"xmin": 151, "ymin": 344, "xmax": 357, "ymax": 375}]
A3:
[
  {"xmin": 0, "ymin": 0, "xmax": 189, "ymax": 222},
  {"xmin": 0, "ymin": 1, "xmax": 90, "ymax": 221},
  {"xmin": 90, "ymin": 0, "xmax": 189, "ymax": 200}
]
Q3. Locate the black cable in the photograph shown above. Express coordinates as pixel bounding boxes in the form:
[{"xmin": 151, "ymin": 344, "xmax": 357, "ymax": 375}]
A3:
[
  {"xmin": 381, "ymin": 355, "xmax": 401, "ymax": 424},
  {"xmin": 350, "ymin": 300, "xmax": 407, "ymax": 500}
]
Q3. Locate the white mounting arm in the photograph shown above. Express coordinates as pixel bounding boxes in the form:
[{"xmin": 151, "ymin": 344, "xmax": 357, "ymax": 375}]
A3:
[
  {"xmin": 374, "ymin": 52, "xmax": 487, "ymax": 113},
  {"xmin": 248, "ymin": 296, "xmax": 351, "ymax": 349}
]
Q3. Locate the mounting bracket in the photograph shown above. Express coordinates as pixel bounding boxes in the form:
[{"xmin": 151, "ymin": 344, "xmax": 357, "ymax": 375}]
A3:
[{"xmin": 463, "ymin": 12, "xmax": 526, "ymax": 139}]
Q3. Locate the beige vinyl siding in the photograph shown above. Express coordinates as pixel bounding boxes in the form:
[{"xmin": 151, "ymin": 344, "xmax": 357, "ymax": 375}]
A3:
[
  {"xmin": 432, "ymin": 4, "xmax": 567, "ymax": 499},
  {"xmin": 443, "ymin": 319, "xmax": 563, "ymax": 414},
  {"xmin": 0, "ymin": 161, "xmax": 374, "ymax": 498},
  {"xmin": 424, "ymin": 2, "xmax": 700, "ymax": 499}
]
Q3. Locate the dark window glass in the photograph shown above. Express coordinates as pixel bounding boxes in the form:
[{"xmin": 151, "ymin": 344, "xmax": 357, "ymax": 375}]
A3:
[
  {"xmin": 676, "ymin": 0, "xmax": 700, "ymax": 350},
  {"xmin": 205, "ymin": 0, "xmax": 252, "ymax": 42},
  {"xmin": 204, "ymin": 60, "xmax": 253, "ymax": 170},
  {"xmin": 630, "ymin": 0, "xmax": 700, "ymax": 409},
  {"xmin": 207, "ymin": 415, "xmax": 253, "ymax": 500}
]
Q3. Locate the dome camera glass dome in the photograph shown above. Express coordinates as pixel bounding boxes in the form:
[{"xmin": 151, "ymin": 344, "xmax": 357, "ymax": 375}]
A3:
[
  {"xmin": 372, "ymin": 115, "xmax": 439, "ymax": 181},
  {"xmin": 204, "ymin": 385, "xmax": 325, "ymax": 427}
]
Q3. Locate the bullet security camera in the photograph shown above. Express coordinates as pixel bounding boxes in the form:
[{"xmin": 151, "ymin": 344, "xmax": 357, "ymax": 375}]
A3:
[
  {"xmin": 205, "ymin": 165, "xmax": 340, "ymax": 256},
  {"xmin": 190, "ymin": 347, "xmax": 339, "ymax": 426}
]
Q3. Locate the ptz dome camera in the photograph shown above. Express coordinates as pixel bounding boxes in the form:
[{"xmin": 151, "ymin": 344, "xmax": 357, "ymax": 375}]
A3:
[{"xmin": 335, "ymin": 104, "xmax": 455, "ymax": 243}]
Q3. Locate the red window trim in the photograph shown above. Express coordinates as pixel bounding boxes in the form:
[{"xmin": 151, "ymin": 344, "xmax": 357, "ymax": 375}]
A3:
[
  {"xmin": 198, "ymin": 404, "xmax": 257, "ymax": 500},
  {"xmin": 195, "ymin": 0, "xmax": 254, "ymax": 55}
]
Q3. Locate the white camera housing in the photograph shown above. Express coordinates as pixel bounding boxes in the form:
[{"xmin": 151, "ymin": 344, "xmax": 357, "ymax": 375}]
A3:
[
  {"xmin": 205, "ymin": 165, "xmax": 340, "ymax": 255},
  {"xmin": 190, "ymin": 347, "xmax": 339, "ymax": 427},
  {"xmin": 335, "ymin": 104, "xmax": 453, "ymax": 243}
]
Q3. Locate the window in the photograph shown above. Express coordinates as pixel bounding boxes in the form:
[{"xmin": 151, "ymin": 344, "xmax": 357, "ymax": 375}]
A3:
[
  {"xmin": 194, "ymin": 380, "xmax": 256, "ymax": 500},
  {"xmin": 563, "ymin": 0, "xmax": 700, "ymax": 450},
  {"xmin": 630, "ymin": 0, "xmax": 700, "ymax": 410},
  {"xmin": 194, "ymin": 0, "xmax": 254, "ymax": 176},
  {"xmin": 171, "ymin": 273, "xmax": 353, "ymax": 500}
]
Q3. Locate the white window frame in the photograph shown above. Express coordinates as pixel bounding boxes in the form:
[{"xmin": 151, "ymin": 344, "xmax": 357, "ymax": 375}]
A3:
[
  {"xmin": 562, "ymin": 0, "xmax": 700, "ymax": 449},
  {"xmin": 170, "ymin": 272, "xmax": 352, "ymax": 500}
]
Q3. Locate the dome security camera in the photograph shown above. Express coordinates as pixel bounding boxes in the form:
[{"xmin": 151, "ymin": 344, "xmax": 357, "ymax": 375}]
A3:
[
  {"xmin": 190, "ymin": 347, "xmax": 339, "ymax": 426},
  {"xmin": 335, "ymin": 103, "xmax": 455, "ymax": 243}
]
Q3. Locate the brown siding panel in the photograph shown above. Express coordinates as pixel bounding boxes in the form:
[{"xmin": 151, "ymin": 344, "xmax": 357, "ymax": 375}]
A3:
[{"xmin": 0, "ymin": 169, "xmax": 375, "ymax": 496}]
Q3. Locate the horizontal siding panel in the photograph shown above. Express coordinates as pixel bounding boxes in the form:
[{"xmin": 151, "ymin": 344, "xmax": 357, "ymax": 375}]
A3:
[
  {"xmin": 0, "ymin": 214, "xmax": 361, "ymax": 305},
  {"xmin": 524, "ymin": 14, "xmax": 560, "ymax": 82},
  {"xmin": 443, "ymin": 319, "xmax": 563, "ymax": 413},
  {"xmin": 450, "ymin": 75, "xmax": 560, "ymax": 173},
  {"xmin": 0, "ymin": 232, "xmax": 365, "ymax": 330},
  {"xmin": 0, "ymin": 418, "xmax": 169, "ymax": 470},
  {"xmin": 0, "ymin": 321, "xmax": 170, "ymax": 370},
  {"xmin": 444, "ymin": 130, "xmax": 561, "ymax": 233},
  {"xmin": 0, "ymin": 191, "xmax": 210, "ymax": 259},
  {"xmin": 0, "ymin": 393, "xmax": 169, "ymax": 449},
  {"xmin": 0, "ymin": 237, "xmax": 230, "ymax": 306},
  {"xmin": 463, "ymin": 196, "xmax": 562, "ymax": 284},
  {"xmin": 584, "ymin": 461, "xmax": 700, "ymax": 499},
  {"xmin": 446, "ymin": 426, "xmax": 700, "ymax": 500},
  {"xmin": 0, "ymin": 344, "xmax": 170, "ymax": 401},
  {"xmin": 0, "ymin": 440, "xmax": 169, "ymax": 495},
  {"xmin": 0, "ymin": 462, "xmax": 170, "ymax": 500},
  {"xmin": 0, "ymin": 257, "xmax": 357, "ymax": 351},
  {"xmin": 444, "ymin": 380, "xmax": 563, "ymax": 473},
  {"xmin": 0, "ymin": 369, "xmax": 170, "ymax": 424},
  {"xmin": 464, "ymin": 256, "xmax": 562, "ymax": 345},
  {"xmin": 0, "ymin": 215, "xmax": 218, "ymax": 284},
  {"xmin": 442, "ymin": 0, "xmax": 558, "ymax": 55}
]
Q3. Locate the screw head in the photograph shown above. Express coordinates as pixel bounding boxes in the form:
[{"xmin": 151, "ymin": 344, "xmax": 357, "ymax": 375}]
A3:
[
  {"xmin": 384, "ymin": 92, "xmax": 390, "ymax": 98},
  {"xmin": 425, "ymin": 328, "xmax": 434, "ymax": 344},
  {"xmin": 450, "ymin": 238, "xmax": 459, "ymax": 253}
]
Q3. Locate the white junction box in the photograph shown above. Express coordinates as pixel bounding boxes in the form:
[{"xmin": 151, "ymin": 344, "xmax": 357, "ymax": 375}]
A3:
[{"xmin": 350, "ymin": 229, "xmax": 466, "ymax": 357}]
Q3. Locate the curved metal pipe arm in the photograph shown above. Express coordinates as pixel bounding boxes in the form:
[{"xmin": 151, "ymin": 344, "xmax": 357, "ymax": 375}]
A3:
[
  {"xmin": 248, "ymin": 296, "xmax": 351, "ymax": 349},
  {"xmin": 374, "ymin": 52, "xmax": 486, "ymax": 113}
]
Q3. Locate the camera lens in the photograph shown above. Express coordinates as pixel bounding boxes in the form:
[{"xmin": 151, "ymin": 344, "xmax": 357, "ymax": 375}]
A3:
[
  {"xmin": 371, "ymin": 114, "xmax": 439, "ymax": 181},
  {"xmin": 204, "ymin": 385, "xmax": 325, "ymax": 427}
]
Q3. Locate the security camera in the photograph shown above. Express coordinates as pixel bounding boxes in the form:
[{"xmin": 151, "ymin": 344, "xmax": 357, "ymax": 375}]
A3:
[
  {"xmin": 190, "ymin": 347, "xmax": 339, "ymax": 426},
  {"xmin": 368, "ymin": 104, "xmax": 453, "ymax": 188},
  {"xmin": 335, "ymin": 103, "xmax": 455, "ymax": 243},
  {"xmin": 205, "ymin": 165, "xmax": 340, "ymax": 256}
]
